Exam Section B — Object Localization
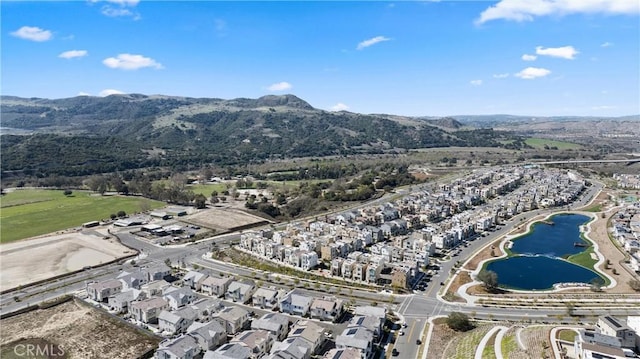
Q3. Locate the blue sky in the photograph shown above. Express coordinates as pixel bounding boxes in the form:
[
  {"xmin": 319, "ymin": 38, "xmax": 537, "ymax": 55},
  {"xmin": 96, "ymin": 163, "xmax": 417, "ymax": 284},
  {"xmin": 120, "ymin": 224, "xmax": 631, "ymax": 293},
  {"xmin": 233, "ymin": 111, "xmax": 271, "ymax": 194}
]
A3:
[{"xmin": 2, "ymin": 0, "xmax": 639, "ymax": 117}]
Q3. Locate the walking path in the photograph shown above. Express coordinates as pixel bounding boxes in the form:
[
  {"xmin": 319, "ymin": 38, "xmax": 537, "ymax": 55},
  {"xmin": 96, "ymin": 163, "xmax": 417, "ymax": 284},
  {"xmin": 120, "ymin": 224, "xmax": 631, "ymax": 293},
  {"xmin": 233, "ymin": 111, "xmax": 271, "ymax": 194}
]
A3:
[{"xmin": 474, "ymin": 325, "xmax": 507, "ymax": 359}]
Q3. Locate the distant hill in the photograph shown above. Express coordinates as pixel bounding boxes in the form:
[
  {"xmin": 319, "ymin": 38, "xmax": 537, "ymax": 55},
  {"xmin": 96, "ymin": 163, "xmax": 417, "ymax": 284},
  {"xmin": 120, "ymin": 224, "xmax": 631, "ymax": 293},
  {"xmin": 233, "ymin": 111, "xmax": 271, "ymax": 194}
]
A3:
[{"xmin": 0, "ymin": 94, "xmax": 510, "ymax": 177}]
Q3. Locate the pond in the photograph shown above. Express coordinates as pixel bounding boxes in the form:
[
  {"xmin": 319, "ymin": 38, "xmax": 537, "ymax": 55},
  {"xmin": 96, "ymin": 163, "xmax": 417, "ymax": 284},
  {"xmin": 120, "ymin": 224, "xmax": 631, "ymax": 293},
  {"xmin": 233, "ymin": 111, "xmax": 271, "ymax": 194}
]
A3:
[{"xmin": 485, "ymin": 213, "xmax": 605, "ymax": 290}]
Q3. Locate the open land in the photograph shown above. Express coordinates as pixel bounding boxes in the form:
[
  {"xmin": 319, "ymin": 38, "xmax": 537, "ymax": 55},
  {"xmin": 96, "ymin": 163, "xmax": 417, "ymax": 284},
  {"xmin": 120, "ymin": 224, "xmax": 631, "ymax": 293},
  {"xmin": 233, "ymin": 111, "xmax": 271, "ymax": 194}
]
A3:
[
  {"xmin": 0, "ymin": 189, "xmax": 163, "ymax": 243},
  {"xmin": 0, "ymin": 299, "xmax": 160, "ymax": 359},
  {"xmin": 0, "ymin": 231, "xmax": 134, "ymax": 290},
  {"xmin": 184, "ymin": 206, "xmax": 272, "ymax": 232}
]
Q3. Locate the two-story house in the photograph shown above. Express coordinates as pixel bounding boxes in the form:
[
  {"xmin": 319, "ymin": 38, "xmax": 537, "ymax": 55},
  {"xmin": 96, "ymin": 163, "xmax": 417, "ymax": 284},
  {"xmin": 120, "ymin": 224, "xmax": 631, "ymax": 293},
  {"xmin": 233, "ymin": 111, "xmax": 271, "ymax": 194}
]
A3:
[
  {"xmin": 279, "ymin": 293, "xmax": 313, "ymax": 317},
  {"xmin": 86, "ymin": 279, "xmax": 122, "ymax": 302},
  {"xmin": 130, "ymin": 297, "xmax": 169, "ymax": 324},
  {"xmin": 225, "ymin": 280, "xmax": 256, "ymax": 304}
]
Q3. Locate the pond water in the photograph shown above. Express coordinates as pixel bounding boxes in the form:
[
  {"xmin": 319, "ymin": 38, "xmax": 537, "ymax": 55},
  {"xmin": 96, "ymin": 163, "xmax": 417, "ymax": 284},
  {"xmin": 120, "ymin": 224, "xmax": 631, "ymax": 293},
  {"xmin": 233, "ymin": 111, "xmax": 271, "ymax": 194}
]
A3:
[{"xmin": 485, "ymin": 213, "xmax": 604, "ymax": 290}]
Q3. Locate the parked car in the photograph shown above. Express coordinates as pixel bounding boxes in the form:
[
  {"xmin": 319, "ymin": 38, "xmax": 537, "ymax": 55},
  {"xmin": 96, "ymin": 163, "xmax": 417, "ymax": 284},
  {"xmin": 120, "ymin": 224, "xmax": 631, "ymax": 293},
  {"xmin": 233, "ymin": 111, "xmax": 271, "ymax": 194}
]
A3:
[{"xmin": 392, "ymin": 348, "xmax": 399, "ymax": 356}]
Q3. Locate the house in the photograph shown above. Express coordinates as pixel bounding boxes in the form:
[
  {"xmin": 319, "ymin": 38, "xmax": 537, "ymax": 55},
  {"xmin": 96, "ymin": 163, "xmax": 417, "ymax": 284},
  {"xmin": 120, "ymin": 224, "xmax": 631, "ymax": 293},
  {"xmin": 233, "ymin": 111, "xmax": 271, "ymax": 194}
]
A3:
[
  {"xmin": 201, "ymin": 276, "xmax": 233, "ymax": 297},
  {"xmin": 348, "ymin": 315, "xmax": 382, "ymax": 339},
  {"xmin": 322, "ymin": 348, "xmax": 362, "ymax": 359},
  {"xmin": 252, "ymin": 287, "xmax": 281, "ymax": 310},
  {"xmin": 214, "ymin": 306, "xmax": 250, "ymax": 334},
  {"xmin": 391, "ymin": 266, "xmax": 410, "ymax": 289},
  {"xmin": 251, "ymin": 313, "xmax": 290, "ymax": 341},
  {"xmin": 309, "ymin": 297, "xmax": 344, "ymax": 322},
  {"xmin": 352, "ymin": 306, "xmax": 386, "ymax": 321},
  {"xmin": 130, "ymin": 297, "xmax": 169, "ymax": 324},
  {"xmin": 118, "ymin": 270, "xmax": 149, "ymax": 290},
  {"xmin": 155, "ymin": 335, "xmax": 200, "ymax": 359},
  {"xmin": 163, "ymin": 286, "xmax": 197, "ymax": 310},
  {"xmin": 108, "ymin": 288, "xmax": 144, "ymax": 313},
  {"xmin": 574, "ymin": 330, "xmax": 630, "ymax": 359},
  {"xmin": 159, "ymin": 307, "xmax": 198, "ymax": 334},
  {"xmin": 187, "ymin": 320, "xmax": 227, "ymax": 352},
  {"xmin": 596, "ymin": 316, "xmax": 637, "ymax": 348},
  {"xmin": 190, "ymin": 298, "xmax": 224, "ymax": 322},
  {"xmin": 141, "ymin": 280, "xmax": 171, "ymax": 297},
  {"xmin": 230, "ymin": 330, "xmax": 274, "ymax": 358},
  {"xmin": 203, "ymin": 343, "xmax": 251, "ymax": 359},
  {"xmin": 287, "ymin": 320, "xmax": 325, "ymax": 355},
  {"xmin": 86, "ymin": 279, "xmax": 122, "ymax": 302},
  {"xmin": 226, "ymin": 280, "xmax": 256, "ymax": 304},
  {"xmin": 279, "ymin": 293, "xmax": 313, "ymax": 317},
  {"xmin": 300, "ymin": 252, "xmax": 318, "ymax": 271},
  {"xmin": 147, "ymin": 263, "xmax": 172, "ymax": 281},
  {"xmin": 335, "ymin": 327, "xmax": 374, "ymax": 359},
  {"xmin": 269, "ymin": 337, "xmax": 311, "ymax": 359},
  {"xmin": 183, "ymin": 271, "xmax": 208, "ymax": 291}
]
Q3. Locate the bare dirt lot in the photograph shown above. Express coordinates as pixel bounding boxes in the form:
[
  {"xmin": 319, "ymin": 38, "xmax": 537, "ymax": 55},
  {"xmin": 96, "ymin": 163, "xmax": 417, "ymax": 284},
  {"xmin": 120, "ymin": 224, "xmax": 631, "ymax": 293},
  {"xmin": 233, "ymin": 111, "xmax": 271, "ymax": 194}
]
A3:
[
  {"xmin": 0, "ymin": 299, "xmax": 160, "ymax": 359},
  {"xmin": 185, "ymin": 206, "xmax": 272, "ymax": 232},
  {"xmin": 0, "ymin": 231, "xmax": 134, "ymax": 290}
]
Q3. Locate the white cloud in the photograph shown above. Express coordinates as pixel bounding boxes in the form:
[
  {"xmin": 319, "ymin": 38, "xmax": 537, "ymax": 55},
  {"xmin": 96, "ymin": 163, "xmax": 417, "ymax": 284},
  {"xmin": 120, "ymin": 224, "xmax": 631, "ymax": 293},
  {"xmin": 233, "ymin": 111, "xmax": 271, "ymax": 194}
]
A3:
[
  {"xmin": 104, "ymin": 0, "xmax": 139, "ymax": 5},
  {"xmin": 94, "ymin": 0, "xmax": 141, "ymax": 19},
  {"xmin": 102, "ymin": 6, "xmax": 134, "ymax": 17},
  {"xmin": 357, "ymin": 36, "xmax": 391, "ymax": 50},
  {"xmin": 591, "ymin": 105, "xmax": 616, "ymax": 110},
  {"xmin": 515, "ymin": 67, "xmax": 551, "ymax": 79},
  {"xmin": 10, "ymin": 26, "xmax": 52, "ymax": 42},
  {"xmin": 493, "ymin": 73, "xmax": 510, "ymax": 79},
  {"xmin": 99, "ymin": 89, "xmax": 125, "ymax": 97},
  {"xmin": 77, "ymin": 92, "xmax": 91, "ymax": 96},
  {"xmin": 58, "ymin": 50, "xmax": 88, "ymax": 59},
  {"xmin": 103, "ymin": 54, "xmax": 163, "ymax": 70},
  {"xmin": 470, "ymin": 80, "xmax": 483, "ymax": 86},
  {"xmin": 330, "ymin": 103, "xmax": 350, "ymax": 111},
  {"xmin": 476, "ymin": 0, "xmax": 639, "ymax": 24},
  {"xmin": 601, "ymin": 42, "xmax": 613, "ymax": 47},
  {"xmin": 521, "ymin": 54, "xmax": 537, "ymax": 61},
  {"xmin": 535, "ymin": 46, "xmax": 579, "ymax": 59},
  {"xmin": 267, "ymin": 82, "xmax": 293, "ymax": 92}
]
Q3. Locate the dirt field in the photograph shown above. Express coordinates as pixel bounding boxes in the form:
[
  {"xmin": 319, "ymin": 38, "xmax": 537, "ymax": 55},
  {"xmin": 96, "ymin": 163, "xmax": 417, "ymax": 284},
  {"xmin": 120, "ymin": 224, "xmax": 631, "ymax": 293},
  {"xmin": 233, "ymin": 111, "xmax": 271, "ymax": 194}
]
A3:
[
  {"xmin": 185, "ymin": 206, "xmax": 271, "ymax": 231},
  {"xmin": 0, "ymin": 231, "xmax": 134, "ymax": 290},
  {"xmin": 0, "ymin": 299, "xmax": 160, "ymax": 359}
]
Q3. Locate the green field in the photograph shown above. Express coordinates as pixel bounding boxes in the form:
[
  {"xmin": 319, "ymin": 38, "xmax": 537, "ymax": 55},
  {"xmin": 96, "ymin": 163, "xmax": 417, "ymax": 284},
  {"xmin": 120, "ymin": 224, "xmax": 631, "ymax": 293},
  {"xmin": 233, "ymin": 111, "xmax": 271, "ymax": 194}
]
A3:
[
  {"xmin": 524, "ymin": 138, "xmax": 582, "ymax": 150},
  {"xmin": 0, "ymin": 189, "xmax": 164, "ymax": 243},
  {"xmin": 187, "ymin": 183, "xmax": 232, "ymax": 196}
]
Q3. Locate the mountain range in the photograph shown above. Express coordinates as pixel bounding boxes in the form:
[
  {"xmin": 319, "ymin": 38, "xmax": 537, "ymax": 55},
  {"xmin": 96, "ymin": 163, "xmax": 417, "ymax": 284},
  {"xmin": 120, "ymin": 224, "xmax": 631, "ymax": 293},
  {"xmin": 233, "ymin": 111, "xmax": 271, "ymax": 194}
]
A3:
[{"xmin": 1, "ymin": 94, "xmax": 508, "ymax": 177}]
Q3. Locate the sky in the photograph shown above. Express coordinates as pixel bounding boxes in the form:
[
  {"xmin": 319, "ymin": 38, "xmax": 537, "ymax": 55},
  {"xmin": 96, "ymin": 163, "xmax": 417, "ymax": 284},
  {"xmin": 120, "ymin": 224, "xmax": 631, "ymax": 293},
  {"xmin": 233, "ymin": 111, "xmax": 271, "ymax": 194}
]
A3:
[{"xmin": 2, "ymin": 0, "xmax": 639, "ymax": 117}]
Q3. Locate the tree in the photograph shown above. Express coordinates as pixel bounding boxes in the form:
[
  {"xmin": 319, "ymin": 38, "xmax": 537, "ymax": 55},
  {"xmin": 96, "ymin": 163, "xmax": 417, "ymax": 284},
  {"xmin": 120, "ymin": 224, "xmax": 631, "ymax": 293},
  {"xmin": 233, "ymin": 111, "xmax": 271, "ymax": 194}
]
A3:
[
  {"xmin": 565, "ymin": 302, "xmax": 576, "ymax": 316},
  {"xmin": 63, "ymin": 189, "xmax": 73, "ymax": 196},
  {"xmin": 446, "ymin": 312, "xmax": 474, "ymax": 332},
  {"xmin": 117, "ymin": 210, "xmax": 126, "ymax": 218},
  {"xmin": 477, "ymin": 269, "xmax": 499, "ymax": 292},
  {"xmin": 629, "ymin": 279, "xmax": 640, "ymax": 292},
  {"xmin": 194, "ymin": 194, "xmax": 207, "ymax": 209}
]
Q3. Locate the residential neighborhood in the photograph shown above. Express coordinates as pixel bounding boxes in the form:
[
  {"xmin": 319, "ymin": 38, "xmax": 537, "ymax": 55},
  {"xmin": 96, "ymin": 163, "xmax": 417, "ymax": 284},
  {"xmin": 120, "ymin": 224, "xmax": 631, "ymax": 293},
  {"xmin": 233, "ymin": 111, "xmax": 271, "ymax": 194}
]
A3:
[{"xmin": 237, "ymin": 166, "xmax": 588, "ymax": 291}]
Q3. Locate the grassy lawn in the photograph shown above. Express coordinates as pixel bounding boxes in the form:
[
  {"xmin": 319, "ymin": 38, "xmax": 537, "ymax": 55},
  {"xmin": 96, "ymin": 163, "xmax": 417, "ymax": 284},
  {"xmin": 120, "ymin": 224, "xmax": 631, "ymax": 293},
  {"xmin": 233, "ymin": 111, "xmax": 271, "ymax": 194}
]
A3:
[
  {"xmin": 524, "ymin": 138, "xmax": 582, "ymax": 150},
  {"xmin": 447, "ymin": 326, "xmax": 492, "ymax": 359},
  {"xmin": 501, "ymin": 333, "xmax": 519, "ymax": 358},
  {"xmin": 582, "ymin": 204, "xmax": 602, "ymax": 212},
  {"xmin": 482, "ymin": 332, "xmax": 497, "ymax": 358},
  {"xmin": 557, "ymin": 329, "xmax": 577, "ymax": 342},
  {"xmin": 0, "ymin": 190, "xmax": 164, "ymax": 243},
  {"xmin": 566, "ymin": 245, "xmax": 598, "ymax": 269},
  {"xmin": 186, "ymin": 183, "xmax": 232, "ymax": 196}
]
